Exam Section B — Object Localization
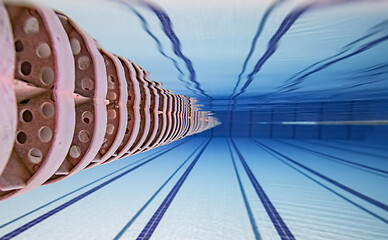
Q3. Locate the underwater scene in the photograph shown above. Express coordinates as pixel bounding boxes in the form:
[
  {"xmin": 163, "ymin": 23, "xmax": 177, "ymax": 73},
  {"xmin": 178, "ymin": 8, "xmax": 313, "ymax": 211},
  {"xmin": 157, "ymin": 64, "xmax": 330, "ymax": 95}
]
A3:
[{"xmin": 0, "ymin": 0, "xmax": 387, "ymax": 239}]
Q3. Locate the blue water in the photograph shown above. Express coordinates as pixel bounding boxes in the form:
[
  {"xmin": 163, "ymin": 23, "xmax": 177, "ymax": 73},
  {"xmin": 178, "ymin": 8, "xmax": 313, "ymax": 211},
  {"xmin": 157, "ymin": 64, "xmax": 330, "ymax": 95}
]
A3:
[{"xmin": 0, "ymin": 0, "xmax": 387, "ymax": 239}]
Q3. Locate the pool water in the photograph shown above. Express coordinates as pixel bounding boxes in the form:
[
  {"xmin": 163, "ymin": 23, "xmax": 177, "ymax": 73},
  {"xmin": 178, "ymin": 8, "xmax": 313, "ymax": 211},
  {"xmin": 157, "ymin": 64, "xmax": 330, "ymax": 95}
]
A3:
[{"xmin": 0, "ymin": 0, "xmax": 387, "ymax": 239}]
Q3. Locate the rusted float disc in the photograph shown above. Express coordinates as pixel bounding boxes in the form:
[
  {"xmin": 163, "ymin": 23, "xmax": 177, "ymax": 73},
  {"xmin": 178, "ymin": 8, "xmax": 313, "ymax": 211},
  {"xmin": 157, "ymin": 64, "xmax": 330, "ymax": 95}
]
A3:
[
  {"xmin": 123, "ymin": 61, "xmax": 151, "ymax": 157},
  {"xmin": 87, "ymin": 49, "xmax": 128, "ymax": 167},
  {"xmin": 104, "ymin": 57, "xmax": 141, "ymax": 163},
  {"xmin": 0, "ymin": 4, "xmax": 75, "ymax": 199},
  {"xmin": 95, "ymin": 49, "xmax": 128, "ymax": 164},
  {"xmin": 179, "ymin": 96, "xmax": 190, "ymax": 139},
  {"xmin": 133, "ymin": 69, "xmax": 159, "ymax": 154},
  {"xmin": 167, "ymin": 94, "xmax": 181, "ymax": 144},
  {"xmin": 154, "ymin": 90, "xmax": 173, "ymax": 148},
  {"xmin": 170, "ymin": 95, "xmax": 183, "ymax": 142},
  {"xmin": 0, "ymin": 2, "xmax": 16, "ymax": 175},
  {"xmin": 178, "ymin": 96, "xmax": 189, "ymax": 139},
  {"xmin": 145, "ymin": 80, "xmax": 167, "ymax": 150},
  {"xmin": 46, "ymin": 12, "xmax": 107, "ymax": 183}
]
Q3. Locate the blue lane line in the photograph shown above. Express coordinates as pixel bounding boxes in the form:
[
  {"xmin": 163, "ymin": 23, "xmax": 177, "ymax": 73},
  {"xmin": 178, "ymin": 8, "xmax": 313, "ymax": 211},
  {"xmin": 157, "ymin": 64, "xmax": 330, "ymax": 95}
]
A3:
[
  {"xmin": 136, "ymin": 138, "xmax": 211, "ymax": 240},
  {"xmin": 113, "ymin": 138, "xmax": 208, "ymax": 240},
  {"xmin": 0, "ymin": 139, "xmax": 190, "ymax": 231},
  {"xmin": 227, "ymin": 141, "xmax": 262, "ymax": 240},
  {"xmin": 250, "ymin": 139, "xmax": 388, "ymax": 224},
  {"xmin": 304, "ymin": 140, "xmax": 388, "ymax": 160},
  {"xmin": 253, "ymin": 139, "xmax": 388, "ymax": 212},
  {"xmin": 0, "ymin": 139, "xmax": 193, "ymax": 240},
  {"xmin": 277, "ymin": 140, "xmax": 388, "ymax": 176},
  {"xmin": 230, "ymin": 139, "xmax": 295, "ymax": 240}
]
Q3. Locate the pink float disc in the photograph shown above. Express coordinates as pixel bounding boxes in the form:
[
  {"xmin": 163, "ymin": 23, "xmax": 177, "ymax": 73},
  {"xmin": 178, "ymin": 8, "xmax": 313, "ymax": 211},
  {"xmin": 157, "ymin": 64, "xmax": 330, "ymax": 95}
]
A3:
[
  {"xmin": 134, "ymin": 71, "xmax": 159, "ymax": 154},
  {"xmin": 46, "ymin": 12, "xmax": 107, "ymax": 183},
  {"xmin": 147, "ymin": 81, "xmax": 168, "ymax": 150},
  {"xmin": 89, "ymin": 49, "xmax": 128, "ymax": 167},
  {"xmin": 0, "ymin": 2, "xmax": 16, "ymax": 175},
  {"xmin": 123, "ymin": 61, "xmax": 151, "ymax": 157},
  {"xmin": 105, "ymin": 57, "xmax": 141, "ymax": 162},
  {"xmin": 0, "ymin": 4, "xmax": 75, "ymax": 200}
]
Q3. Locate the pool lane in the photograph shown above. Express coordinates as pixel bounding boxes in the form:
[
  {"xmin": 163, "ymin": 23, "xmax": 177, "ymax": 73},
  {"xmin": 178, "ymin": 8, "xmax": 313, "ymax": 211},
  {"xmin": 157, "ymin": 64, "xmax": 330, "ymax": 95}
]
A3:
[
  {"xmin": 234, "ymin": 138, "xmax": 388, "ymax": 239},
  {"xmin": 289, "ymin": 139, "xmax": 388, "ymax": 175},
  {"xmin": 256, "ymin": 140, "xmax": 388, "ymax": 211},
  {"xmin": 230, "ymin": 139, "xmax": 295, "ymax": 240},
  {"xmin": 0, "ymin": 139, "xmax": 188, "ymax": 231},
  {"xmin": 258, "ymin": 139, "xmax": 388, "ymax": 208},
  {"xmin": 333, "ymin": 140, "xmax": 388, "ymax": 154},
  {"xmin": 0, "ymin": 138, "xmax": 204, "ymax": 240},
  {"xmin": 228, "ymin": 141, "xmax": 262, "ymax": 240},
  {"xmin": 136, "ymin": 138, "xmax": 211, "ymax": 240},
  {"xmin": 304, "ymin": 140, "xmax": 388, "ymax": 160},
  {"xmin": 0, "ymin": 138, "xmax": 387, "ymax": 240},
  {"xmin": 277, "ymin": 139, "xmax": 388, "ymax": 176},
  {"xmin": 113, "ymin": 139, "xmax": 209, "ymax": 240},
  {"xmin": 148, "ymin": 138, "xmax": 267, "ymax": 240}
]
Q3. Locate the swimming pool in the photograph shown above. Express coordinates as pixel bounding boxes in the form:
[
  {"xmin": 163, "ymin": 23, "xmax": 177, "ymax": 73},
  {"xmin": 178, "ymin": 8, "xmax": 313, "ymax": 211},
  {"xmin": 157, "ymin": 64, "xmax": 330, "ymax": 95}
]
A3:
[{"xmin": 0, "ymin": 0, "xmax": 387, "ymax": 239}]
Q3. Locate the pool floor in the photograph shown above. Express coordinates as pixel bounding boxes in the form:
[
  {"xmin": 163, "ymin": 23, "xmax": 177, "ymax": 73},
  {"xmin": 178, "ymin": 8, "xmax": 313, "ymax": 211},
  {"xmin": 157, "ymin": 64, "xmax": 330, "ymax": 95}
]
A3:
[{"xmin": 0, "ymin": 137, "xmax": 387, "ymax": 240}]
